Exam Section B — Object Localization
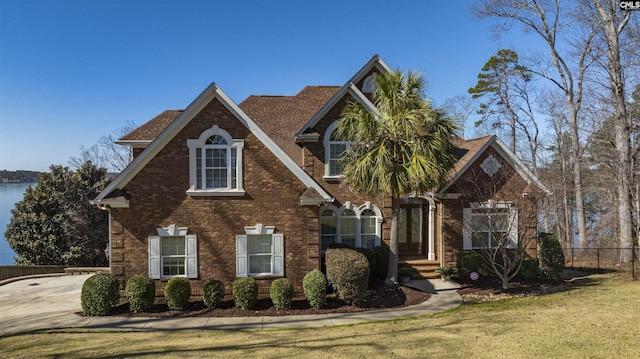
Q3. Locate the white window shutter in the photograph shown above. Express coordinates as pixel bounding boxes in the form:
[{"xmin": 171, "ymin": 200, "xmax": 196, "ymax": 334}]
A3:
[
  {"xmin": 148, "ymin": 236, "xmax": 160, "ymax": 279},
  {"xmin": 273, "ymin": 233, "xmax": 284, "ymax": 277},
  {"xmin": 463, "ymin": 208, "xmax": 472, "ymax": 250},
  {"xmin": 508, "ymin": 208, "xmax": 519, "ymax": 249},
  {"xmin": 236, "ymin": 235, "xmax": 248, "ymax": 277},
  {"xmin": 185, "ymin": 235, "xmax": 198, "ymax": 278}
]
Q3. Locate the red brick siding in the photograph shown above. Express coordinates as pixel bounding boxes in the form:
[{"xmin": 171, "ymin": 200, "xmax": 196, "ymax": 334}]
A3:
[
  {"xmin": 109, "ymin": 98, "xmax": 320, "ymax": 294},
  {"xmin": 440, "ymin": 147, "xmax": 539, "ymax": 267}
]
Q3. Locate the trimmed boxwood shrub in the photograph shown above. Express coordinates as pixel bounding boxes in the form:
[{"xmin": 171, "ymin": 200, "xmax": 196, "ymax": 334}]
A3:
[
  {"xmin": 125, "ymin": 275, "xmax": 156, "ymax": 313},
  {"xmin": 233, "ymin": 277, "xmax": 258, "ymax": 310},
  {"xmin": 81, "ymin": 273, "xmax": 120, "ymax": 316},
  {"xmin": 325, "ymin": 247, "xmax": 370, "ymax": 305},
  {"xmin": 303, "ymin": 270, "xmax": 327, "ymax": 309},
  {"xmin": 203, "ymin": 278, "xmax": 225, "ymax": 309},
  {"xmin": 372, "ymin": 245, "xmax": 389, "ymax": 280},
  {"xmin": 516, "ymin": 258, "xmax": 540, "ymax": 280},
  {"xmin": 539, "ymin": 233, "xmax": 565, "ymax": 280},
  {"xmin": 456, "ymin": 251, "xmax": 482, "ymax": 283},
  {"xmin": 164, "ymin": 277, "xmax": 191, "ymax": 310},
  {"xmin": 270, "ymin": 278, "xmax": 294, "ymax": 310}
]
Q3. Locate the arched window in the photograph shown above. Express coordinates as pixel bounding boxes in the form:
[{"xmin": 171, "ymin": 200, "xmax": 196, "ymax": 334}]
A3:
[
  {"xmin": 319, "ymin": 203, "xmax": 382, "ymax": 251},
  {"xmin": 324, "ymin": 121, "xmax": 351, "ymax": 179},
  {"xmin": 187, "ymin": 125, "xmax": 244, "ymax": 196}
]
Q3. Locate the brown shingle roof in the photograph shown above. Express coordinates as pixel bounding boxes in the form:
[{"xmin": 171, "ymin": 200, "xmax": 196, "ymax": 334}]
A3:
[
  {"xmin": 119, "ymin": 110, "xmax": 183, "ymax": 142},
  {"xmin": 451, "ymin": 135, "xmax": 494, "ymax": 176},
  {"xmin": 239, "ymin": 86, "xmax": 340, "ymax": 165}
]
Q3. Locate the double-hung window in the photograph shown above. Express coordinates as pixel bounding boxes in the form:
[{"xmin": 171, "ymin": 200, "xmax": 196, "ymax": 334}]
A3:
[
  {"xmin": 463, "ymin": 202, "xmax": 518, "ymax": 250},
  {"xmin": 236, "ymin": 224, "xmax": 284, "ymax": 277},
  {"xmin": 187, "ymin": 125, "xmax": 244, "ymax": 196},
  {"xmin": 324, "ymin": 121, "xmax": 351, "ymax": 179},
  {"xmin": 148, "ymin": 225, "xmax": 197, "ymax": 279}
]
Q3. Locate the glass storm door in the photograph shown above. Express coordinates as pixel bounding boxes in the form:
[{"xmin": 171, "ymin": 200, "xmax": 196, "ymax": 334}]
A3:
[{"xmin": 398, "ymin": 205, "xmax": 424, "ymax": 256}]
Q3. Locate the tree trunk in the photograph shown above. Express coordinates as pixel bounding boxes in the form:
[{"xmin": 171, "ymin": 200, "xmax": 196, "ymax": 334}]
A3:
[
  {"xmin": 386, "ymin": 197, "xmax": 400, "ymax": 284},
  {"xmin": 593, "ymin": 0, "xmax": 633, "ymax": 262},
  {"xmin": 567, "ymin": 103, "xmax": 588, "ymax": 248}
]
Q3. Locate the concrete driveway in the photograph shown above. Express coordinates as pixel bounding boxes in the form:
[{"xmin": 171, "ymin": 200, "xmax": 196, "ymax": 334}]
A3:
[
  {"xmin": 0, "ymin": 274, "xmax": 93, "ymax": 337},
  {"xmin": 0, "ymin": 274, "xmax": 463, "ymax": 336}
]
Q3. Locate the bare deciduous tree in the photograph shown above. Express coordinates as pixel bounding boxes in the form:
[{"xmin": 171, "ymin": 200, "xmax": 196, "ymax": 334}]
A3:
[
  {"xmin": 472, "ymin": 0, "xmax": 598, "ymax": 249},
  {"xmin": 70, "ymin": 120, "xmax": 136, "ymax": 173}
]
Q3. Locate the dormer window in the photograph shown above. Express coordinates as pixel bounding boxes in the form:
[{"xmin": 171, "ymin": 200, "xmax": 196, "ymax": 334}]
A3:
[
  {"xmin": 324, "ymin": 121, "xmax": 351, "ymax": 180},
  {"xmin": 187, "ymin": 125, "xmax": 244, "ymax": 196}
]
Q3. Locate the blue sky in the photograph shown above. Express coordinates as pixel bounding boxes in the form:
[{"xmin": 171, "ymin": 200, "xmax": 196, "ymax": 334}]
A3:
[{"xmin": 0, "ymin": 0, "xmax": 535, "ymax": 172}]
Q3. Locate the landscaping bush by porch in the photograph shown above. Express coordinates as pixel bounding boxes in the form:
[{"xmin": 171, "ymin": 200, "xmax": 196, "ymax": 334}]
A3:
[
  {"xmin": 325, "ymin": 247, "xmax": 370, "ymax": 305},
  {"xmin": 456, "ymin": 251, "xmax": 482, "ymax": 282}
]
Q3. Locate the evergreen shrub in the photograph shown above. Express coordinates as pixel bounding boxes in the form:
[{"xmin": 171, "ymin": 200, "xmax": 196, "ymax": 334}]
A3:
[
  {"xmin": 303, "ymin": 269, "xmax": 327, "ymax": 309},
  {"xmin": 538, "ymin": 233, "xmax": 565, "ymax": 280},
  {"xmin": 270, "ymin": 278, "xmax": 294, "ymax": 310},
  {"xmin": 81, "ymin": 273, "xmax": 120, "ymax": 316},
  {"xmin": 125, "ymin": 275, "xmax": 155, "ymax": 313},
  {"xmin": 233, "ymin": 277, "xmax": 258, "ymax": 310},
  {"xmin": 355, "ymin": 247, "xmax": 377, "ymax": 280},
  {"xmin": 517, "ymin": 258, "xmax": 540, "ymax": 280},
  {"xmin": 164, "ymin": 277, "xmax": 191, "ymax": 310},
  {"xmin": 456, "ymin": 251, "xmax": 482, "ymax": 283},
  {"xmin": 325, "ymin": 247, "xmax": 370, "ymax": 305},
  {"xmin": 372, "ymin": 245, "xmax": 389, "ymax": 279},
  {"xmin": 203, "ymin": 278, "xmax": 225, "ymax": 309}
]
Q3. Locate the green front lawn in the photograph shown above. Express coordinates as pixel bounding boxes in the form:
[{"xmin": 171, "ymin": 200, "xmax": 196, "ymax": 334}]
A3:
[{"xmin": 1, "ymin": 273, "xmax": 638, "ymax": 358}]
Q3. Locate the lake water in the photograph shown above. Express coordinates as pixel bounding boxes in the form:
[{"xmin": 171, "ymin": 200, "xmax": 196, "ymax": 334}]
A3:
[{"xmin": 0, "ymin": 182, "xmax": 34, "ymax": 265}]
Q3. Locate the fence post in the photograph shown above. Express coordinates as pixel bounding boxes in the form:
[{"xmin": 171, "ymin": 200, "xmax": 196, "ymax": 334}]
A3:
[
  {"xmin": 633, "ymin": 246, "xmax": 636, "ymax": 279},
  {"xmin": 597, "ymin": 248, "xmax": 600, "ymax": 273},
  {"xmin": 571, "ymin": 248, "xmax": 574, "ymax": 268}
]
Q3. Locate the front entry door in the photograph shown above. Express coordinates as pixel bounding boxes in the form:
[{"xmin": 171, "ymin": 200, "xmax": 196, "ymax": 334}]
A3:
[{"xmin": 398, "ymin": 204, "xmax": 424, "ymax": 256}]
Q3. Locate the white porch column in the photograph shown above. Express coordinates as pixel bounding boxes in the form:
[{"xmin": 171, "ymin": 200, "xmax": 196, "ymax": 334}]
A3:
[{"xmin": 428, "ymin": 203, "xmax": 436, "ymax": 260}]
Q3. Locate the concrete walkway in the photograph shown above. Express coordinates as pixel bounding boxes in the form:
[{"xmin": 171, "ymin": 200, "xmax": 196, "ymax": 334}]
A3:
[{"xmin": 0, "ymin": 274, "xmax": 462, "ymax": 337}]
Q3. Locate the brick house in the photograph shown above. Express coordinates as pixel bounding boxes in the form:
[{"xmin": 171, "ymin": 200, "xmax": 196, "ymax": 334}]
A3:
[{"xmin": 93, "ymin": 55, "xmax": 549, "ymax": 294}]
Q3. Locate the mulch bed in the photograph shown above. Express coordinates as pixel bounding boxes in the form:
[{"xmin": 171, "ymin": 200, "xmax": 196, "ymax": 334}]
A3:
[
  {"xmin": 456, "ymin": 276, "xmax": 570, "ymax": 303},
  {"xmin": 87, "ymin": 277, "xmax": 571, "ymax": 318},
  {"xmin": 106, "ymin": 280, "xmax": 431, "ymax": 318}
]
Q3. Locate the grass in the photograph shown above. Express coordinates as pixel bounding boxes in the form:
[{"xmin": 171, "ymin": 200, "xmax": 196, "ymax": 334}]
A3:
[{"xmin": 2, "ymin": 273, "xmax": 639, "ymax": 358}]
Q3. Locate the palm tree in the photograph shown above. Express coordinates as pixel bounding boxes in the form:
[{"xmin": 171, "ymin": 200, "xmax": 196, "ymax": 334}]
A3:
[{"xmin": 335, "ymin": 69, "xmax": 458, "ymax": 283}]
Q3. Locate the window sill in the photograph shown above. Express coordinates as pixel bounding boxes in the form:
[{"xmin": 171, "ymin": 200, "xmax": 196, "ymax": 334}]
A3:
[
  {"xmin": 249, "ymin": 274, "xmax": 284, "ymax": 279},
  {"xmin": 187, "ymin": 189, "xmax": 245, "ymax": 197},
  {"xmin": 323, "ymin": 175, "xmax": 342, "ymax": 183}
]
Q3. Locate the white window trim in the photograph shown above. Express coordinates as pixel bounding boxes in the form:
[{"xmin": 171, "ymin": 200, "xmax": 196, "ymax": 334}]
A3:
[
  {"xmin": 187, "ymin": 124, "xmax": 245, "ymax": 196},
  {"xmin": 323, "ymin": 121, "xmax": 351, "ymax": 181},
  {"xmin": 148, "ymin": 225, "xmax": 197, "ymax": 279},
  {"xmin": 236, "ymin": 223, "xmax": 284, "ymax": 277},
  {"xmin": 463, "ymin": 202, "xmax": 518, "ymax": 250},
  {"xmin": 320, "ymin": 201, "xmax": 383, "ymax": 251}
]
